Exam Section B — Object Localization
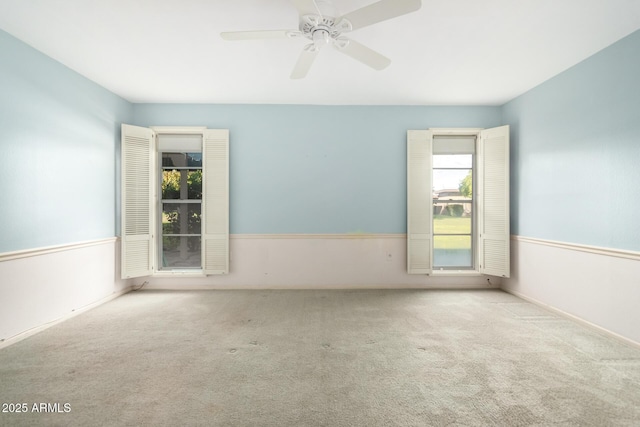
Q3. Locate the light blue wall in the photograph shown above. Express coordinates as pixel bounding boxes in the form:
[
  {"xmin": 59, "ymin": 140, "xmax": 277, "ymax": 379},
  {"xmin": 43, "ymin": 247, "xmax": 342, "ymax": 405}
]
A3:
[
  {"xmin": 0, "ymin": 30, "xmax": 133, "ymax": 253},
  {"xmin": 133, "ymin": 104, "xmax": 502, "ymax": 234},
  {"xmin": 503, "ymin": 29, "xmax": 640, "ymax": 252},
  {"xmin": 13, "ymin": 23, "xmax": 637, "ymax": 248}
]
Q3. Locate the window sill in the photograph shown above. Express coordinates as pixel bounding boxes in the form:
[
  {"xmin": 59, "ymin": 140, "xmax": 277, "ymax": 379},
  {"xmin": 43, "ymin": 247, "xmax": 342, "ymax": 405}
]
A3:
[
  {"xmin": 153, "ymin": 269, "xmax": 205, "ymax": 277},
  {"xmin": 431, "ymin": 269, "xmax": 483, "ymax": 276}
]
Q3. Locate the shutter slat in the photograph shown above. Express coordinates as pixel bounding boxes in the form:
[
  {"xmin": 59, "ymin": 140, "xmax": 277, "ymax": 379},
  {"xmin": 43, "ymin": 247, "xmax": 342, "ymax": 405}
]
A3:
[
  {"xmin": 407, "ymin": 130, "xmax": 432, "ymax": 274},
  {"xmin": 121, "ymin": 124, "xmax": 153, "ymax": 279},
  {"xmin": 202, "ymin": 129, "xmax": 229, "ymax": 274},
  {"xmin": 479, "ymin": 125, "xmax": 510, "ymax": 278}
]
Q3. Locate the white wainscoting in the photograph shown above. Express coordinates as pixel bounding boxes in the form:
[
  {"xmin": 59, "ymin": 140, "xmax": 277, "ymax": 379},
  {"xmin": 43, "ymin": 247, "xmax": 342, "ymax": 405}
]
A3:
[
  {"xmin": 144, "ymin": 234, "xmax": 498, "ymax": 290},
  {"xmin": 502, "ymin": 236, "xmax": 640, "ymax": 346},
  {"xmin": 0, "ymin": 238, "xmax": 131, "ymax": 347}
]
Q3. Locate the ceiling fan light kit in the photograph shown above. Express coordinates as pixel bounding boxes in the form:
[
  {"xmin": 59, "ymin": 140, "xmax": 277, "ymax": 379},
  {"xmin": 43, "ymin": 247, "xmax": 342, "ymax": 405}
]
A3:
[{"xmin": 221, "ymin": 0, "xmax": 422, "ymax": 79}]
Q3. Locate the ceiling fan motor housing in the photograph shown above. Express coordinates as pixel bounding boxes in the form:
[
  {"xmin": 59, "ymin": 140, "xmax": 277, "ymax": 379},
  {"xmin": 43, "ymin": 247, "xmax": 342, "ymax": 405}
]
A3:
[{"xmin": 300, "ymin": 14, "xmax": 353, "ymax": 49}]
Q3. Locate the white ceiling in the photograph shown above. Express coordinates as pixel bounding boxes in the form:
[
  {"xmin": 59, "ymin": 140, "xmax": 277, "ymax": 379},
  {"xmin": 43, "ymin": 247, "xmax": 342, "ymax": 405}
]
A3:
[{"xmin": 1, "ymin": 0, "xmax": 640, "ymax": 105}]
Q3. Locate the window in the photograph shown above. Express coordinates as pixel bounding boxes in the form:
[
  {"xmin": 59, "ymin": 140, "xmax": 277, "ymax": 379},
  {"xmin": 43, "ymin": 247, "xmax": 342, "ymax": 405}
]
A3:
[
  {"xmin": 120, "ymin": 125, "xmax": 229, "ymax": 278},
  {"xmin": 159, "ymin": 149, "xmax": 203, "ymax": 270},
  {"xmin": 407, "ymin": 126, "xmax": 509, "ymax": 277},
  {"xmin": 432, "ymin": 136, "xmax": 475, "ymax": 269}
]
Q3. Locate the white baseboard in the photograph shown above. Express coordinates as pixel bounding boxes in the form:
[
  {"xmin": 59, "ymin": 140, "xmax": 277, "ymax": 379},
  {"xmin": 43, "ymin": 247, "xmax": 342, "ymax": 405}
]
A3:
[
  {"xmin": 141, "ymin": 283, "xmax": 499, "ymax": 291},
  {"xmin": 503, "ymin": 235, "xmax": 640, "ymax": 347},
  {"xmin": 0, "ymin": 237, "xmax": 131, "ymax": 345},
  {"xmin": 503, "ymin": 288, "xmax": 640, "ymax": 350},
  {"xmin": 0, "ymin": 288, "xmax": 131, "ymax": 350}
]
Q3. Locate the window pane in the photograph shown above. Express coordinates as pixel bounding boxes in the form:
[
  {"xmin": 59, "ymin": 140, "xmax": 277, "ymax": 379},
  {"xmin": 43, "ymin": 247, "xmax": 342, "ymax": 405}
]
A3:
[
  {"xmin": 187, "ymin": 170, "xmax": 202, "ymax": 199},
  {"xmin": 433, "ymin": 236, "xmax": 472, "ymax": 268},
  {"xmin": 162, "ymin": 153, "xmax": 202, "ymax": 168},
  {"xmin": 161, "ymin": 236, "xmax": 201, "ymax": 268},
  {"xmin": 433, "ymin": 169, "xmax": 472, "ymax": 194},
  {"xmin": 162, "ymin": 203, "xmax": 201, "ymax": 235},
  {"xmin": 162, "ymin": 169, "xmax": 202, "ymax": 200},
  {"xmin": 432, "ymin": 151, "xmax": 474, "ymax": 270},
  {"xmin": 433, "ymin": 210, "xmax": 471, "ymax": 234},
  {"xmin": 187, "ymin": 153, "xmax": 202, "ymax": 167},
  {"xmin": 433, "ymin": 154, "xmax": 472, "ymax": 169}
]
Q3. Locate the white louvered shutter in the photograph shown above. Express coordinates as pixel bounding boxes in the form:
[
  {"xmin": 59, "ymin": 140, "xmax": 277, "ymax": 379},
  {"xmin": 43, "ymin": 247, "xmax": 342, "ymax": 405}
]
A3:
[
  {"xmin": 202, "ymin": 129, "xmax": 229, "ymax": 274},
  {"xmin": 478, "ymin": 125, "xmax": 510, "ymax": 277},
  {"xmin": 407, "ymin": 130, "xmax": 433, "ymax": 274},
  {"xmin": 121, "ymin": 124, "xmax": 153, "ymax": 279}
]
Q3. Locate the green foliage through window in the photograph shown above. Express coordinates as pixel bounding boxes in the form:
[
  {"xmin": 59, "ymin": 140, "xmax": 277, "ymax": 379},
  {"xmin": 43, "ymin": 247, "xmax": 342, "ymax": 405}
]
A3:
[
  {"xmin": 459, "ymin": 170, "xmax": 472, "ymax": 198},
  {"xmin": 162, "ymin": 170, "xmax": 202, "ymax": 200}
]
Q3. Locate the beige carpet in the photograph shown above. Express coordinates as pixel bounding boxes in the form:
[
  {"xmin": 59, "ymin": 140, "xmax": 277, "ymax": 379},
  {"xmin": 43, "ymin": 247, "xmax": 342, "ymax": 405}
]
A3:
[{"xmin": 1, "ymin": 289, "xmax": 639, "ymax": 426}]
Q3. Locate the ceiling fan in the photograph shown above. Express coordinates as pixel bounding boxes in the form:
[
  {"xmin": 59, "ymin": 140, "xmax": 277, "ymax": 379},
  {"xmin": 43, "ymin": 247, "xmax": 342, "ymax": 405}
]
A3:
[{"xmin": 221, "ymin": 0, "xmax": 422, "ymax": 79}]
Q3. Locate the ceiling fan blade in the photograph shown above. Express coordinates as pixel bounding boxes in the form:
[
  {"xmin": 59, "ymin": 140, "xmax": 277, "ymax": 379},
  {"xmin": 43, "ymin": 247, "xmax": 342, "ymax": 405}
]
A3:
[
  {"xmin": 290, "ymin": 44, "xmax": 320, "ymax": 79},
  {"xmin": 291, "ymin": 0, "xmax": 321, "ymax": 16},
  {"xmin": 339, "ymin": 0, "xmax": 421, "ymax": 31},
  {"xmin": 334, "ymin": 38, "xmax": 390, "ymax": 70},
  {"xmin": 221, "ymin": 30, "xmax": 300, "ymax": 41}
]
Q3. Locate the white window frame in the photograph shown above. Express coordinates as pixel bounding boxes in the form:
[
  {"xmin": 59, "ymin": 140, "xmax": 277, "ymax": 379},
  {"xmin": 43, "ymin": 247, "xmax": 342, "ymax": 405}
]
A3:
[
  {"xmin": 407, "ymin": 126, "xmax": 510, "ymax": 277},
  {"xmin": 155, "ymin": 129, "xmax": 205, "ymax": 274},
  {"xmin": 120, "ymin": 124, "xmax": 229, "ymax": 279},
  {"xmin": 432, "ymin": 134, "xmax": 476, "ymax": 271}
]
